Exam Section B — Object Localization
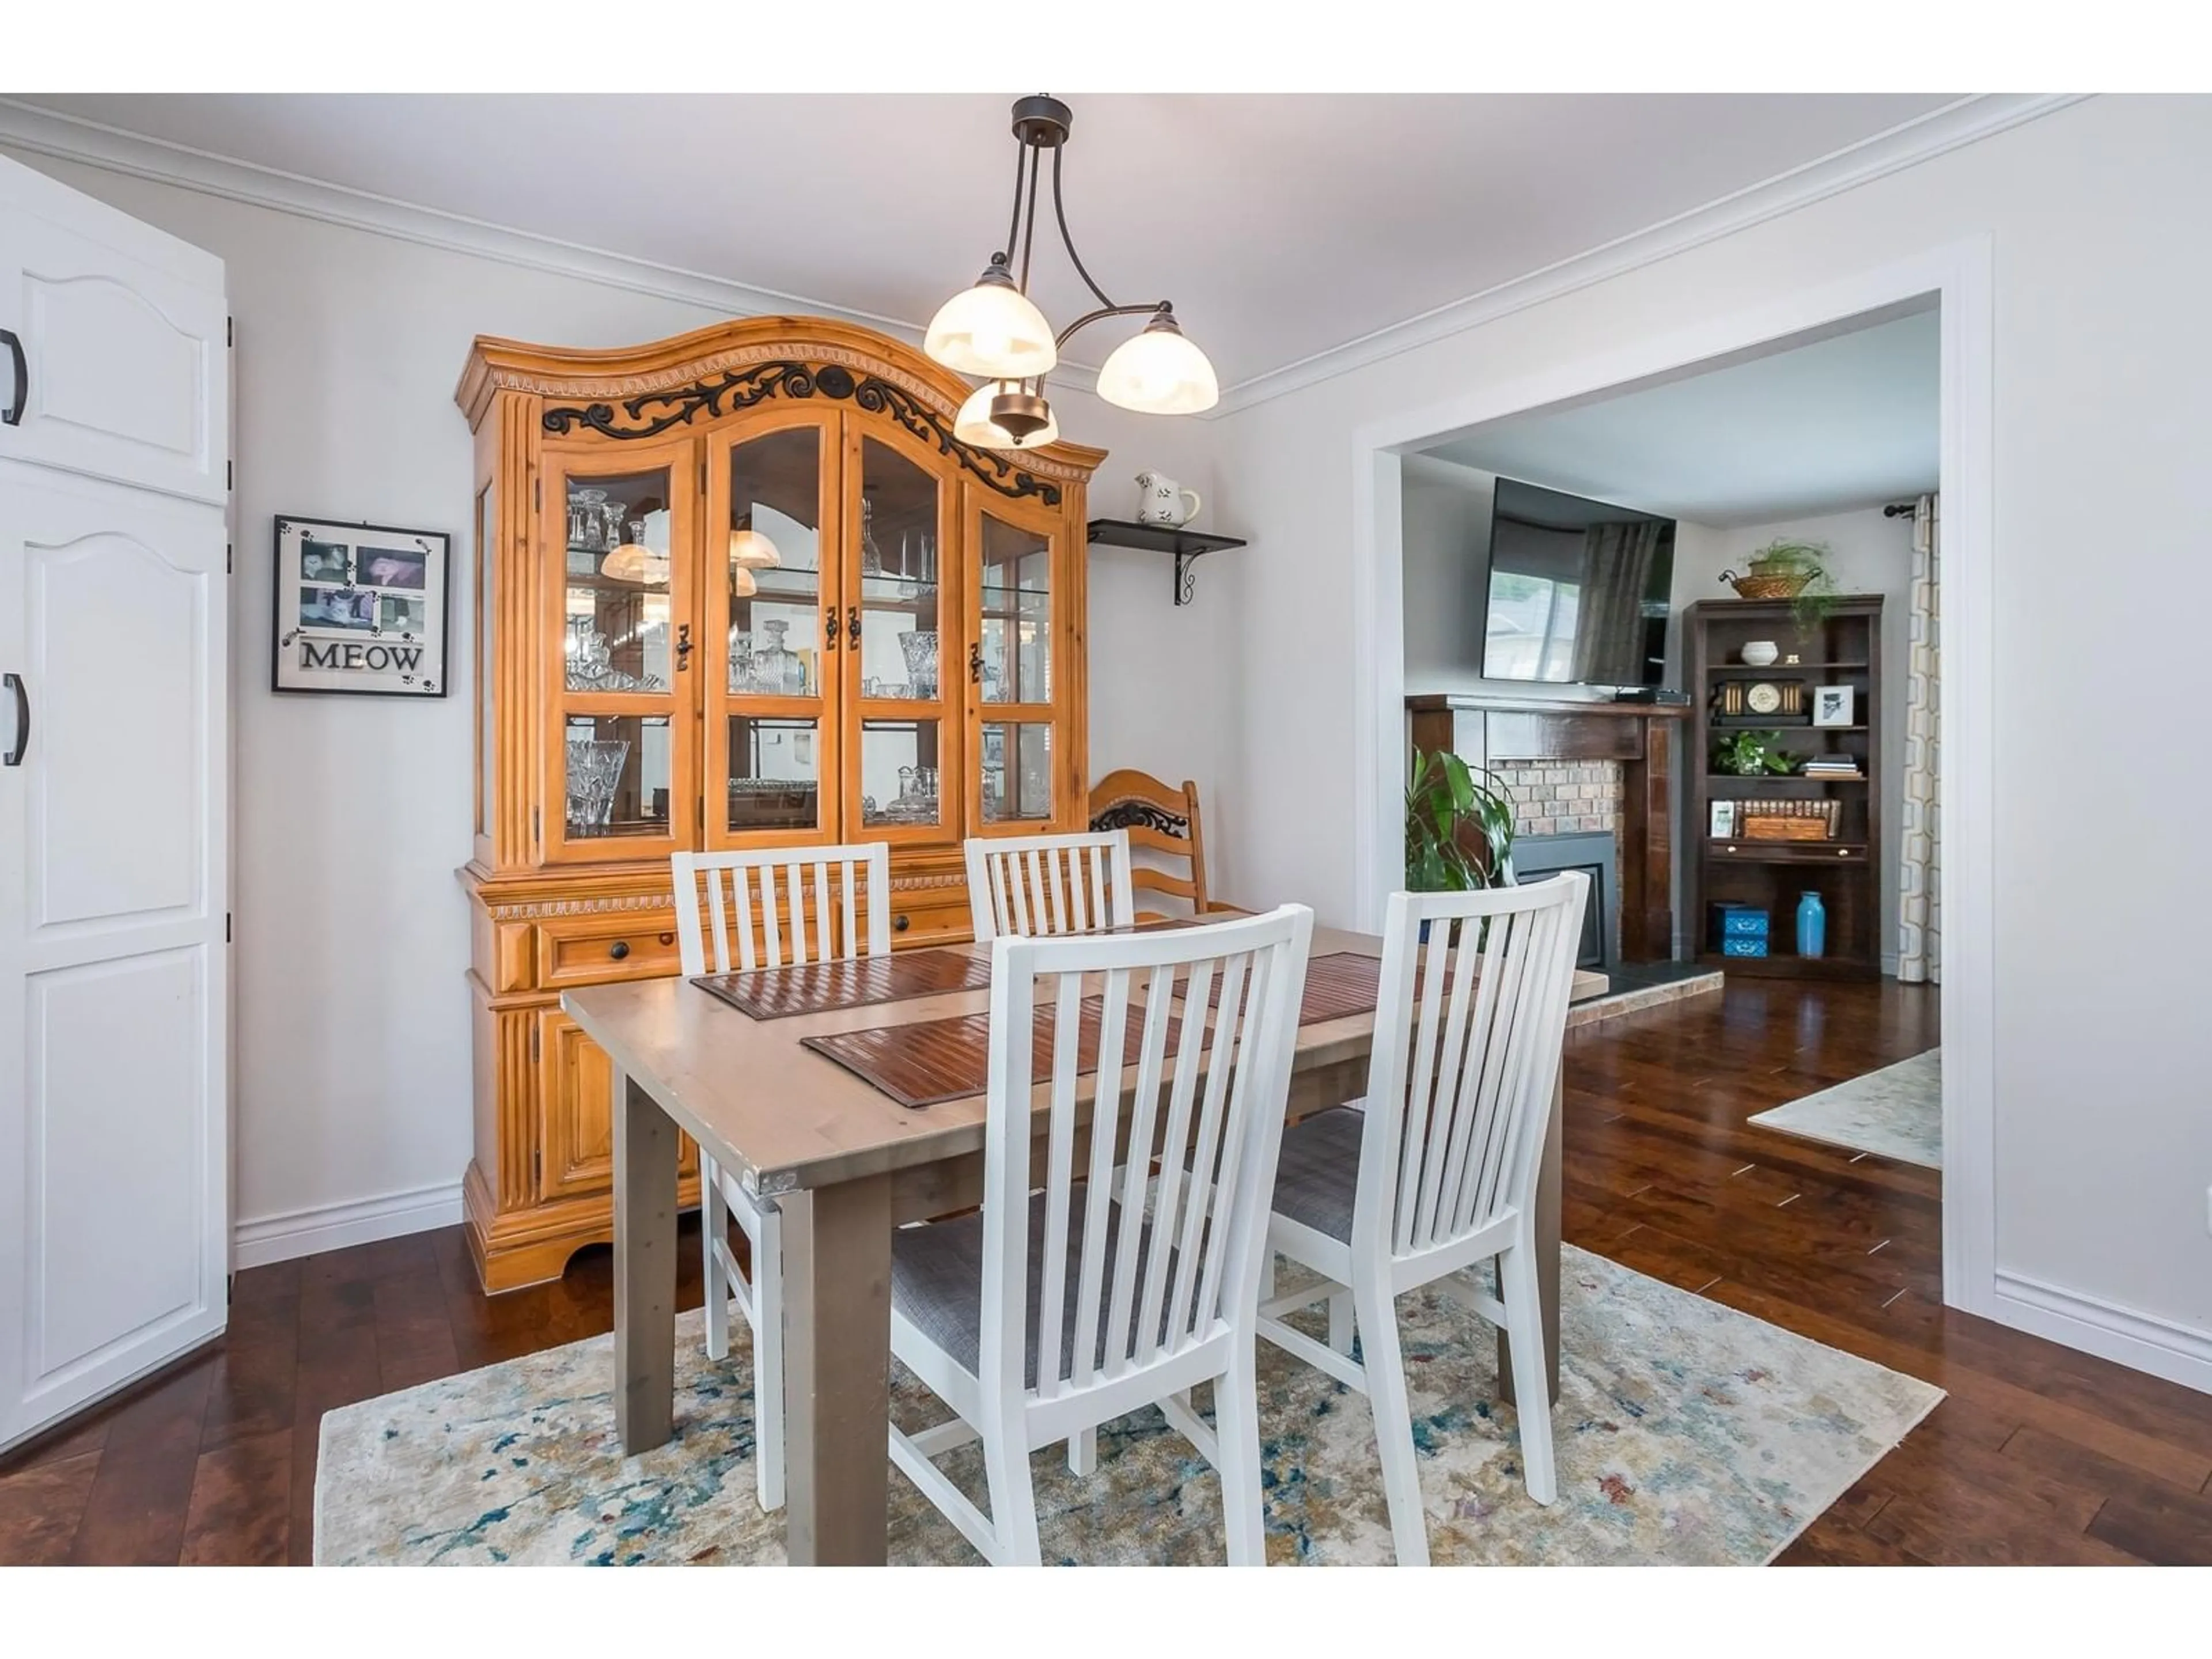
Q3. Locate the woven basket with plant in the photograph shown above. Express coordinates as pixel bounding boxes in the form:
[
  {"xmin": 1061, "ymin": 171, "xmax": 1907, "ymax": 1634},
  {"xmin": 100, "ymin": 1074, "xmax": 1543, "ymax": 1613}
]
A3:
[{"xmin": 1719, "ymin": 540, "xmax": 1839, "ymax": 627}]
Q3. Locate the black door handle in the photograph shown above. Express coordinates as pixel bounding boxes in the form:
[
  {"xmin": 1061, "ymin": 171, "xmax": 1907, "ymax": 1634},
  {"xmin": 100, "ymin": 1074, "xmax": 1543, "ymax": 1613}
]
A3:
[
  {"xmin": 846, "ymin": 605, "xmax": 861, "ymax": 647},
  {"xmin": 0, "ymin": 329, "xmax": 24, "ymax": 426},
  {"xmin": 3, "ymin": 673, "xmax": 26, "ymax": 766},
  {"xmin": 823, "ymin": 605, "xmax": 840, "ymax": 649}
]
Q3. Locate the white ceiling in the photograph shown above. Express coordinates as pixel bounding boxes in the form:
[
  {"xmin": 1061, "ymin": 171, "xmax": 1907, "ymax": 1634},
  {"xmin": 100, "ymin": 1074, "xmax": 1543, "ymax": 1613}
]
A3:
[
  {"xmin": 8, "ymin": 93, "xmax": 1960, "ymax": 393},
  {"xmin": 1419, "ymin": 307, "xmax": 1941, "ymax": 525}
]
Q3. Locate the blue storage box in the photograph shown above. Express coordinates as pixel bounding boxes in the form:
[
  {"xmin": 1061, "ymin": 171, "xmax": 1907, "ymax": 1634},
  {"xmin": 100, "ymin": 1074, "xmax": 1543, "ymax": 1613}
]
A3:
[
  {"xmin": 1714, "ymin": 903, "xmax": 1770, "ymax": 957},
  {"xmin": 1715, "ymin": 904, "xmax": 1770, "ymax": 939}
]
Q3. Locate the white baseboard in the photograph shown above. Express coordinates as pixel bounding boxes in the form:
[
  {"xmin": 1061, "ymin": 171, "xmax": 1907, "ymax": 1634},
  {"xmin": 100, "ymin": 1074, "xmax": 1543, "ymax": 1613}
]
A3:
[
  {"xmin": 232, "ymin": 1180, "xmax": 464, "ymax": 1270},
  {"xmin": 1993, "ymin": 1270, "xmax": 2212, "ymax": 1396}
]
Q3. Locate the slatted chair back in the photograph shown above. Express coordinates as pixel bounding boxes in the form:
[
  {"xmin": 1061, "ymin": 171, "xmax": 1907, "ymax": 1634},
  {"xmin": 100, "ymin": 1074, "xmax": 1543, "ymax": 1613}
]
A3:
[
  {"xmin": 1357, "ymin": 875, "xmax": 1588, "ymax": 1263},
  {"xmin": 1088, "ymin": 769, "xmax": 1213, "ymax": 918},
  {"xmin": 980, "ymin": 905, "xmax": 1315, "ymax": 1420},
  {"xmin": 963, "ymin": 830, "xmax": 1136, "ymax": 944},
  {"xmin": 673, "ymin": 843, "xmax": 893, "ymax": 976}
]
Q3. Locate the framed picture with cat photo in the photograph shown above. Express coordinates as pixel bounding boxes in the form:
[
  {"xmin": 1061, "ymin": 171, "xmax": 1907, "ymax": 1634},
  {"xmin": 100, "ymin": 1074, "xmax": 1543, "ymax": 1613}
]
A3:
[{"xmin": 272, "ymin": 514, "xmax": 450, "ymax": 698}]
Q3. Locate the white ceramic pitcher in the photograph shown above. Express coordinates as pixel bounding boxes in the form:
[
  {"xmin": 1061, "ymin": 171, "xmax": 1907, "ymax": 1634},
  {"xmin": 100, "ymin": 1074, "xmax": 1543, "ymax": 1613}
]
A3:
[{"xmin": 1134, "ymin": 469, "xmax": 1202, "ymax": 528}]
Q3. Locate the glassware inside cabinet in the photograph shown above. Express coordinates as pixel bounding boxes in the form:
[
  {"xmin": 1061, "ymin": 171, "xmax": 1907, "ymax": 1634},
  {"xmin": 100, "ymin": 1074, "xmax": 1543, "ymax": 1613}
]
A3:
[
  {"xmin": 859, "ymin": 720, "xmax": 943, "ymax": 828},
  {"xmin": 563, "ymin": 714, "xmax": 672, "ymax": 838},
  {"xmin": 725, "ymin": 429, "xmax": 824, "ymax": 696},
  {"xmin": 562, "ymin": 468, "xmax": 672, "ymax": 693},
  {"xmin": 858, "ymin": 439, "xmax": 941, "ymax": 700},
  {"xmin": 979, "ymin": 513, "xmax": 1051, "ymax": 706},
  {"xmin": 726, "ymin": 716, "xmax": 820, "ymax": 832},
  {"xmin": 982, "ymin": 720, "xmax": 1054, "ymax": 823}
]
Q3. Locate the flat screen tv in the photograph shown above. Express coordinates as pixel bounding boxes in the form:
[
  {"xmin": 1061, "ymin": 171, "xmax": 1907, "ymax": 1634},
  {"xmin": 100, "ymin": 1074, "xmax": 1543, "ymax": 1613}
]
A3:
[{"xmin": 1479, "ymin": 478, "xmax": 1675, "ymax": 690}]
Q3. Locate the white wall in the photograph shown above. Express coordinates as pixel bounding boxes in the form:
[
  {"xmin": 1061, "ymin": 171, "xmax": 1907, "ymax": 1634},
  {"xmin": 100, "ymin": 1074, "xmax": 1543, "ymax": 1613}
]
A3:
[
  {"xmin": 1209, "ymin": 96, "xmax": 2212, "ymax": 1370},
  {"xmin": 3, "ymin": 147, "xmax": 1224, "ymax": 1261},
  {"xmin": 1672, "ymin": 506, "xmax": 1916, "ymax": 965},
  {"xmin": 1399, "ymin": 454, "xmax": 1493, "ymax": 690}
]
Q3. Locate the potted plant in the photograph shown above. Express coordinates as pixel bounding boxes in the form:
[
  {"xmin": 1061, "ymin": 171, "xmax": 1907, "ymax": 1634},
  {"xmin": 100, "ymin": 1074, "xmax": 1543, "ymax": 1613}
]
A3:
[
  {"xmin": 1718, "ymin": 539, "xmax": 1839, "ymax": 629},
  {"xmin": 1406, "ymin": 749, "xmax": 1516, "ymax": 892},
  {"xmin": 1712, "ymin": 729, "xmax": 1798, "ymax": 778}
]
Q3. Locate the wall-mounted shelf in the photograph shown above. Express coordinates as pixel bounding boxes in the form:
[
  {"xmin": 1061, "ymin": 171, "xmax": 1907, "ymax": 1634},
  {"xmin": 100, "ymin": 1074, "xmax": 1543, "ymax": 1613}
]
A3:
[{"xmin": 1086, "ymin": 518, "xmax": 1247, "ymax": 606}]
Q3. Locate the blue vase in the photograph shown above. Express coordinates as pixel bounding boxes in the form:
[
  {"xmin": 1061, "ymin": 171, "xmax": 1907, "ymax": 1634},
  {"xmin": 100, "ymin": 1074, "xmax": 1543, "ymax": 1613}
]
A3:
[{"xmin": 1796, "ymin": 891, "xmax": 1827, "ymax": 959}]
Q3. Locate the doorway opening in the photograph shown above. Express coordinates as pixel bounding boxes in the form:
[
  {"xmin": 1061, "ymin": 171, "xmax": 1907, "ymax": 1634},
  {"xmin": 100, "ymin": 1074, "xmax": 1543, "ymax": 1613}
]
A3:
[{"xmin": 1348, "ymin": 242, "xmax": 1992, "ymax": 1315}]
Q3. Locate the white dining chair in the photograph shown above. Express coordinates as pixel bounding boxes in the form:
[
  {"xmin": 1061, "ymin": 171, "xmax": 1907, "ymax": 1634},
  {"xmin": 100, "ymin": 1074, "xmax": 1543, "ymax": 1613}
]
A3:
[
  {"xmin": 671, "ymin": 842, "xmax": 893, "ymax": 1513},
  {"xmin": 887, "ymin": 904, "xmax": 1316, "ymax": 1566},
  {"xmin": 963, "ymin": 825, "xmax": 1141, "ymax": 1476},
  {"xmin": 1255, "ymin": 874, "xmax": 1588, "ymax": 1566},
  {"xmin": 964, "ymin": 828, "xmax": 1137, "ymax": 943}
]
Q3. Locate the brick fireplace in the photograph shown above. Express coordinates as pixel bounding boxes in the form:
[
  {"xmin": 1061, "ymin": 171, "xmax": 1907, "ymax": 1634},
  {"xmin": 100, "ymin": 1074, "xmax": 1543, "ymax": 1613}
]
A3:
[
  {"xmin": 1406, "ymin": 694, "xmax": 1689, "ymax": 965},
  {"xmin": 1499, "ymin": 759, "xmax": 1624, "ymax": 838}
]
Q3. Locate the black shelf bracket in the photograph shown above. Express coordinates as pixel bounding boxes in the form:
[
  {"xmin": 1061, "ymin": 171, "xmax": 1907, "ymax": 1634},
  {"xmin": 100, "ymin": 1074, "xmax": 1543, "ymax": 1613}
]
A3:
[{"xmin": 1085, "ymin": 518, "xmax": 1248, "ymax": 607}]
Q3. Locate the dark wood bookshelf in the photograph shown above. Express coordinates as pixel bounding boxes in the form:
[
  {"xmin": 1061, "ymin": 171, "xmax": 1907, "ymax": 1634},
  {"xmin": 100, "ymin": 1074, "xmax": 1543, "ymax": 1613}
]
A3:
[{"xmin": 1685, "ymin": 596, "xmax": 1884, "ymax": 982}]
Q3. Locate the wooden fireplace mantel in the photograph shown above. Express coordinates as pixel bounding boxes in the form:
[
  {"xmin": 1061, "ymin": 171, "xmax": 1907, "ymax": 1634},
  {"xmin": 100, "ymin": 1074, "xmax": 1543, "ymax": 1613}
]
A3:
[{"xmin": 1406, "ymin": 694, "xmax": 1690, "ymax": 962}]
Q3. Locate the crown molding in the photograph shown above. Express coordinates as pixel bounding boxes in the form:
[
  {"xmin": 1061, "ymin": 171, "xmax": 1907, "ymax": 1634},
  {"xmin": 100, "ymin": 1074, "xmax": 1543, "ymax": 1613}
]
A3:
[
  {"xmin": 0, "ymin": 97, "xmax": 1112, "ymax": 395},
  {"xmin": 0, "ymin": 94, "xmax": 2082, "ymax": 421},
  {"xmin": 1206, "ymin": 93, "xmax": 2089, "ymax": 418}
]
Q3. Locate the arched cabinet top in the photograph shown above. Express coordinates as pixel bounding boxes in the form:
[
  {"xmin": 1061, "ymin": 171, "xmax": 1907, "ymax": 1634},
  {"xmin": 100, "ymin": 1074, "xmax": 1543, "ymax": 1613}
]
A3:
[{"xmin": 456, "ymin": 314, "xmax": 1108, "ymax": 503}]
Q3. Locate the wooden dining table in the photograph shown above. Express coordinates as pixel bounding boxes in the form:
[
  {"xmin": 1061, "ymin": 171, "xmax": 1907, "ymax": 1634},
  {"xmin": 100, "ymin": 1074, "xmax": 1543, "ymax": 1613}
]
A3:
[{"xmin": 563, "ymin": 923, "xmax": 1607, "ymax": 1566}]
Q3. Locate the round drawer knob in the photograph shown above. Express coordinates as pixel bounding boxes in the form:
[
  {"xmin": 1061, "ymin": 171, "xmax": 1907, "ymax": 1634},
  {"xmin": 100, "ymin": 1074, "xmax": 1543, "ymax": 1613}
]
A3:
[
  {"xmin": 608, "ymin": 940, "xmax": 631, "ymax": 960},
  {"xmin": 893, "ymin": 915, "xmax": 910, "ymax": 933}
]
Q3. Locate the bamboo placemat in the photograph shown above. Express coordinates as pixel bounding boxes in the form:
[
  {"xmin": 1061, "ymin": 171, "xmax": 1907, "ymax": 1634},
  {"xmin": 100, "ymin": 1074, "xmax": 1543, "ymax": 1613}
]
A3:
[
  {"xmin": 690, "ymin": 948, "xmax": 990, "ymax": 1021},
  {"xmin": 799, "ymin": 953, "xmax": 1389, "ymax": 1110},
  {"xmin": 801, "ymin": 1001, "xmax": 1188, "ymax": 1111}
]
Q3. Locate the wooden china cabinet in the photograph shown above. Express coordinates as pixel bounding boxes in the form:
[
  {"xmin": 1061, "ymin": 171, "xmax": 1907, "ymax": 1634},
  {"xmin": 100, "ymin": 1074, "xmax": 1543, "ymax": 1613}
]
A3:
[{"xmin": 454, "ymin": 317, "xmax": 1105, "ymax": 1291}]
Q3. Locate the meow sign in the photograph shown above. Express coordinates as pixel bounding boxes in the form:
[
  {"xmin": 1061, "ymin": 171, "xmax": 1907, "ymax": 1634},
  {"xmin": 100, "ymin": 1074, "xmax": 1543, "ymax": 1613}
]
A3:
[{"xmin": 273, "ymin": 515, "xmax": 450, "ymax": 698}]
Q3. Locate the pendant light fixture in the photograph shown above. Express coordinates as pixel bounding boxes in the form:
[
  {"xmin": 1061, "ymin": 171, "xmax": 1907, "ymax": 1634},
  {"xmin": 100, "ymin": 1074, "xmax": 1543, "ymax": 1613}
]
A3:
[{"xmin": 925, "ymin": 96, "xmax": 1218, "ymax": 447}]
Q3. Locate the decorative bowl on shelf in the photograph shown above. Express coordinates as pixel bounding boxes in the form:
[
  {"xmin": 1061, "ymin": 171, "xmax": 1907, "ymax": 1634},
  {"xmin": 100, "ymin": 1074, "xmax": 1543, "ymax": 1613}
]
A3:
[{"xmin": 1741, "ymin": 640, "xmax": 1779, "ymax": 666}]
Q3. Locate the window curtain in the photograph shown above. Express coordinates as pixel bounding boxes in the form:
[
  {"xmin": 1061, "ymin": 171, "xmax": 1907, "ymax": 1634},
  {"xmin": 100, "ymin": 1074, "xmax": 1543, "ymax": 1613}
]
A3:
[
  {"xmin": 1569, "ymin": 520, "xmax": 1664, "ymax": 684},
  {"xmin": 1897, "ymin": 493, "xmax": 1941, "ymax": 983}
]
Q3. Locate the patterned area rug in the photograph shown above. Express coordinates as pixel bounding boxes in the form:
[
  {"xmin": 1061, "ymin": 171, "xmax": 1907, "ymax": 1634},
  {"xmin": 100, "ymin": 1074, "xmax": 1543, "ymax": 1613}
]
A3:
[
  {"xmin": 1750, "ymin": 1049, "xmax": 1942, "ymax": 1169},
  {"xmin": 316, "ymin": 1246, "xmax": 1937, "ymax": 1566}
]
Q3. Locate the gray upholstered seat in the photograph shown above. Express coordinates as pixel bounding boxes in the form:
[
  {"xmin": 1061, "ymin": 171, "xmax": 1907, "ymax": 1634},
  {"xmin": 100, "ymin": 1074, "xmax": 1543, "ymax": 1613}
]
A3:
[
  {"xmin": 1267, "ymin": 1105, "xmax": 1366, "ymax": 1243},
  {"xmin": 892, "ymin": 1190, "xmax": 1168, "ymax": 1391}
]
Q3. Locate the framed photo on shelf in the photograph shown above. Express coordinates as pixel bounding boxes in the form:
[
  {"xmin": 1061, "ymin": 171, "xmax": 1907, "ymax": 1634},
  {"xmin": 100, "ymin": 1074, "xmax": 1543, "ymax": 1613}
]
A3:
[
  {"xmin": 1710, "ymin": 799, "xmax": 1739, "ymax": 838},
  {"xmin": 272, "ymin": 515, "xmax": 450, "ymax": 697},
  {"xmin": 1812, "ymin": 684, "xmax": 1855, "ymax": 728}
]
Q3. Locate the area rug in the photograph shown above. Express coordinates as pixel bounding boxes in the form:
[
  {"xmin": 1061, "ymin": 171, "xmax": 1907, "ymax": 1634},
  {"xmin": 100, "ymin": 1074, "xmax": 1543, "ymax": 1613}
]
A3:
[
  {"xmin": 1749, "ymin": 1048, "xmax": 1942, "ymax": 1169},
  {"xmin": 315, "ymin": 1245, "xmax": 1938, "ymax": 1567}
]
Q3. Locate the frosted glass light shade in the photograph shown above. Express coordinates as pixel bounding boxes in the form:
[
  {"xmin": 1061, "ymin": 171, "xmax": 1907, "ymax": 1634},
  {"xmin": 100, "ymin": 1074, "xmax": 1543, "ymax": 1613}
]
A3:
[
  {"xmin": 925, "ymin": 276, "xmax": 1057, "ymax": 379},
  {"xmin": 955, "ymin": 382, "xmax": 1060, "ymax": 450},
  {"xmin": 728, "ymin": 528, "xmax": 781, "ymax": 569},
  {"xmin": 600, "ymin": 543, "xmax": 669, "ymax": 584},
  {"xmin": 1097, "ymin": 319, "xmax": 1219, "ymax": 414}
]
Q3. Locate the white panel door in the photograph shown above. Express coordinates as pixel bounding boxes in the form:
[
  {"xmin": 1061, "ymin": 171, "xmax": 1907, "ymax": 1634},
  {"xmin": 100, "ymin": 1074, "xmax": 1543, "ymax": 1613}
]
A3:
[
  {"xmin": 0, "ymin": 466, "xmax": 228, "ymax": 1449},
  {"xmin": 0, "ymin": 156, "xmax": 228, "ymax": 505}
]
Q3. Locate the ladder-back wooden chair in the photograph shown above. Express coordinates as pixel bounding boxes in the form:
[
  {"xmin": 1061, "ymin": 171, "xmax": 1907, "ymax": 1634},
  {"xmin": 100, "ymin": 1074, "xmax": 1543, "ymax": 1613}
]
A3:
[
  {"xmin": 963, "ymin": 828, "xmax": 1137, "ymax": 943},
  {"xmin": 1255, "ymin": 874, "xmax": 1588, "ymax": 1565},
  {"xmin": 670, "ymin": 842, "xmax": 893, "ymax": 1513},
  {"xmin": 887, "ymin": 905, "xmax": 1316, "ymax": 1565},
  {"xmin": 1088, "ymin": 768, "xmax": 1221, "ymax": 920}
]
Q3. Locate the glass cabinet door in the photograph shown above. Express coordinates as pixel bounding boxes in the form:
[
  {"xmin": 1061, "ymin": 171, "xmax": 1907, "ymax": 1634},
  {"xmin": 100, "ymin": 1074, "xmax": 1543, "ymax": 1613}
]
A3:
[
  {"xmin": 843, "ymin": 431, "xmax": 959, "ymax": 844},
  {"xmin": 706, "ymin": 416, "xmax": 838, "ymax": 845},
  {"xmin": 969, "ymin": 494, "xmax": 1062, "ymax": 830},
  {"xmin": 543, "ymin": 436, "xmax": 697, "ymax": 862}
]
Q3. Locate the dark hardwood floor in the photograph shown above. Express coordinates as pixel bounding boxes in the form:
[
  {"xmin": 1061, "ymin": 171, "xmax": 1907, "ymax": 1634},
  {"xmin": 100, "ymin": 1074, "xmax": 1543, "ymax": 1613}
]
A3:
[{"xmin": 5, "ymin": 976, "xmax": 2209, "ymax": 1565}]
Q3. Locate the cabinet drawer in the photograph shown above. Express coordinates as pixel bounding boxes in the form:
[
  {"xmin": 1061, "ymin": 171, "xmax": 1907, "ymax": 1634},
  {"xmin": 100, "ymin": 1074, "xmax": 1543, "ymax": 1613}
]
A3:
[
  {"xmin": 891, "ymin": 889, "xmax": 974, "ymax": 949},
  {"xmin": 536, "ymin": 912, "xmax": 681, "ymax": 988},
  {"xmin": 1710, "ymin": 842, "xmax": 1866, "ymax": 865}
]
